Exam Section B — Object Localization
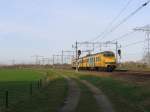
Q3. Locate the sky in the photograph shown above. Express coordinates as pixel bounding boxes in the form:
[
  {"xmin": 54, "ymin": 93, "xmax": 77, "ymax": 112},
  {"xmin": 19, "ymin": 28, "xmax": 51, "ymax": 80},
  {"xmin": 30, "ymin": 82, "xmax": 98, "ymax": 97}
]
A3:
[{"xmin": 0, "ymin": 0, "xmax": 150, "ymax": 64}]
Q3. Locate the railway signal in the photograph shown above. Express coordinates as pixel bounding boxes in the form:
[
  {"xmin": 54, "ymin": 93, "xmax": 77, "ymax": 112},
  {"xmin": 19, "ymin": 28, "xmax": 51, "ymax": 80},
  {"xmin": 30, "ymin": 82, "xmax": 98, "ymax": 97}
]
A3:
[
  {"xmin": 118, "ymin": 49, "xmax": 121, "ymax": 57},
  {"xmin": 118, "ymin": 49, "xmax": 121, "ymax": 64},
  {"xmin": 78, "ymin": 50, "xmax": 81, "ymax": 58}
]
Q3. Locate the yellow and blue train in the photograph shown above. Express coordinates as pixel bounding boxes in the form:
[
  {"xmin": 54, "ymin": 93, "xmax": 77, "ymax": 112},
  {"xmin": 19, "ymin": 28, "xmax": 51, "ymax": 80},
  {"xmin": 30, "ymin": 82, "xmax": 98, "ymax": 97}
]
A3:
[{"xmin": 72, "ymin": 51, "xmax": 116, "ymax": 72}]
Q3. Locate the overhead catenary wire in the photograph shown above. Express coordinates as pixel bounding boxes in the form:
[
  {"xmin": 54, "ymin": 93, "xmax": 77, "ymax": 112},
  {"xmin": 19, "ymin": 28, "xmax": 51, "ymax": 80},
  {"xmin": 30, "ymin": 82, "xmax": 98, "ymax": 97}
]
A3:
[
  {"xmin": 90, "ymin": 0, "xmax": 133, "ymax": 41},
  {"xmin": 94, "ymin": 0, "xmax": 150, "ymax": 41},
  {"xmin": 111, "ymin": 30, "xmax": 136, "ymax": 42},
  {"xmin": 122, "ymin": 40, "xmax": 146, "ymax": 48},
  {"xmin": 108, "ymin": 0, "xmax": 134, "ymax": 27}
]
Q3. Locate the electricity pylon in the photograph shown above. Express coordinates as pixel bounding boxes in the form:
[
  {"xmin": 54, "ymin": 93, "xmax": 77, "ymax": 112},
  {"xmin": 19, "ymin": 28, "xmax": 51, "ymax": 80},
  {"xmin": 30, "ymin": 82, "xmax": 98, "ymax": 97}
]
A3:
[
  {"xmin": 61, "ymin": 50, "xmax": 74, "ymax": 64},
  {"xmin": 31, "ymin": 55, "xmax": 43, "ymax": 65},
  {"xmin": 134, "ymin": 25, "xmax": 150, "ymax": 64}
]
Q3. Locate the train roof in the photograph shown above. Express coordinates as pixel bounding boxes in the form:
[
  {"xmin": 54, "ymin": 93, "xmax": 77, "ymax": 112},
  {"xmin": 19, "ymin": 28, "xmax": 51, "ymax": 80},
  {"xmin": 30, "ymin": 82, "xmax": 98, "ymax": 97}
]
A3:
[
  {"xmin": 80, "ymin": 51, "xmax": 115, "ymax": 59},
  {"xmin": 72, "ymin": 51, "xmax": 115, "ymax": 61}
]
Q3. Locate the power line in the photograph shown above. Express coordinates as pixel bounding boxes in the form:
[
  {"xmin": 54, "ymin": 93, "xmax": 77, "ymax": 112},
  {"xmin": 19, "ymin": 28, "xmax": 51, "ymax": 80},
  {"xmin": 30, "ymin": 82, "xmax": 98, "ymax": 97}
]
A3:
[
  {"xmin": 111, "ymin": 30, "xmax": 136, "ymax": 42},
  {"xmin": 122, "ymin": 40, "xmax": 146, "ymax": 48},
  {"xmin": 95, "ymin": 0, "xmax": 150, "ymax": 41},
  {"xmin": 91, "ymin": 0, "xmax": 133, "ymax": 41},
  {"xmin": 109, "ymin": 0, "xmax": 133, "ymax": 26}
]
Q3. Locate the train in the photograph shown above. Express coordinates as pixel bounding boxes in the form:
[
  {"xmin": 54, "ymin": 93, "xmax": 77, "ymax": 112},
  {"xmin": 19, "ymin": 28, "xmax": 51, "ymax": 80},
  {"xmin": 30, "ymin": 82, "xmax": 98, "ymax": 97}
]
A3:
[{"xmin": 72, "ymin": 51, "xmax": 117, "ymax": 72}]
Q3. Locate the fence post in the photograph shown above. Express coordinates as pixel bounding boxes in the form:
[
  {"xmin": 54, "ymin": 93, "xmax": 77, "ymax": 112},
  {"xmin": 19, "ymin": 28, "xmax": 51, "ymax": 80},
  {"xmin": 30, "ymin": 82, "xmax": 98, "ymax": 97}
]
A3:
[
  {"xmin": 5, "ymin": 91, "xmax": 8, "ymax": 108},
  {"xmin": 46, "ymin": 74, "xmax": 48, "ymax": 84},
  {"xmin": 39, "ymin": 79, "xmax": 42, "ymax": 87},
  {"xmin": 37, "ymin": 80, "xmax": 40, "ymax": 89},
  {"xmin": 30, "ymin": 82, "xmax": 33, "ymax": 95}
]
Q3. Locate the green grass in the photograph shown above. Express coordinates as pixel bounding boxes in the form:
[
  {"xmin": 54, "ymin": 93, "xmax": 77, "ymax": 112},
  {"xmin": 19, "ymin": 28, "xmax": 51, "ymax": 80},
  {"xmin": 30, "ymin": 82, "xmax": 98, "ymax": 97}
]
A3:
[
  {"xmin": 79, "ymin": 75, "xmax": 150, "ymax": 112},
  {"xmin": 57, "ymin": 69, "xmax": 150, "ymax": 112},
  {"xmin": 0, "ymin": 68, "xmax": 45, "ymax": 111},
  {"xmin": 0, "ymin": 69, "xmax": 43, "ymax": 81},
  {"xmin": 0, "ymin": 68, "xmax": 68, "ymax": 112},
  {"xmin": 7, "ymin": 78, "xmax": 68, "ymax": 112},
  {"xmin": 1, "ymin": 68, "xmax": 150, "ymax": 112},
  {"xmin": 75, "ymin": 80, "xmax": 100, "ymax": 112}
]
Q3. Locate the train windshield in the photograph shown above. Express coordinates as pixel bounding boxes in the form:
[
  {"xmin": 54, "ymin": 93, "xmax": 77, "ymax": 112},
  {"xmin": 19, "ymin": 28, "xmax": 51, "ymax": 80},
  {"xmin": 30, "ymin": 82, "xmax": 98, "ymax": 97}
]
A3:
[{"xmin": 103, "ymin": 52, "xmax": 115, "ymax": 57}]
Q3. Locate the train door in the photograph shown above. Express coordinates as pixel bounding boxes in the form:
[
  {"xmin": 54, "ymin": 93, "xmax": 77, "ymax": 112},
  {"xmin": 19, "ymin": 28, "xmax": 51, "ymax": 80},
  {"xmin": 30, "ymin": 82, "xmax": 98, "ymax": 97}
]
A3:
[{"xmin": 89, "ymin": 56, "xmax": 94, "ymax": 67}]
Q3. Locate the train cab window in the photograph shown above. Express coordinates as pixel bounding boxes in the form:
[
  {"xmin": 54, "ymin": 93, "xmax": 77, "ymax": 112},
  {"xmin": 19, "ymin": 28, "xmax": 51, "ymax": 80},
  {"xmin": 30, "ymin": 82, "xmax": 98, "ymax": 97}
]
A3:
[{"xmin": 103, "ymin": 52, "xmax": 115, "ymax": 57}]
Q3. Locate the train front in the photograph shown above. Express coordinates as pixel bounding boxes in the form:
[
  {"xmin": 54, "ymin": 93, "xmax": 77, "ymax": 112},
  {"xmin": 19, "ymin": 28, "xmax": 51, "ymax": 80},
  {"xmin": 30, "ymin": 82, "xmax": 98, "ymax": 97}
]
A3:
[{"xmin": 103, "ymin": 51, "xmax": 116, "ymax": 72}]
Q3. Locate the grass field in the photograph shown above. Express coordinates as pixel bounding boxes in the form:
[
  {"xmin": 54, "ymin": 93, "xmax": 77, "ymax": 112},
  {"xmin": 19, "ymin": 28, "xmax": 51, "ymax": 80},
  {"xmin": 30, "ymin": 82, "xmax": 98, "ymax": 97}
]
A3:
[
  {"xmin": 80, "ymin": 75, "xmax": 150, "ymax": 112},
  {"xmin": 0, "ymin": 68, "xmax": 150, "ymax": 112},
  {"xmin": 0, "ymin": 69, "xmax": 45, "ymax": 110},
  {"xmin": 57, "ymin": 69, "xmax": 150, "ymax": 112},
  {"xmin": 0, "ymin": 68, "xmax": 68, "ymax": 112},
  {"xmin": 0, "ymin": 69, "xmax": 43, "ymax": 81}
]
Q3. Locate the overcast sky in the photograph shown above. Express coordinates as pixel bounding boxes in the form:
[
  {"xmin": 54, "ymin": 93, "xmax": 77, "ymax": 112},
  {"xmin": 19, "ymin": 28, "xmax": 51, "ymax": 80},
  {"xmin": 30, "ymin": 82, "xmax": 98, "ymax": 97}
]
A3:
[{"xmin": 0, "ymin": 0, "xmax": 150, "ymax": 64}]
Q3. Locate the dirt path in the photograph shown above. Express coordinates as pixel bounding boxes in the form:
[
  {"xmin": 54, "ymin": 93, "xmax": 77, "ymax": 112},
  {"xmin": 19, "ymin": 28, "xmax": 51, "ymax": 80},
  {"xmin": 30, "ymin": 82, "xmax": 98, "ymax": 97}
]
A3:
[
  {"xmin": 58, "ymin": 77, "xmax": 80, "ymax": 112},
  {"xmin": 80, "ymin": 80, "xmax": 114, "ymax": 112}
]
